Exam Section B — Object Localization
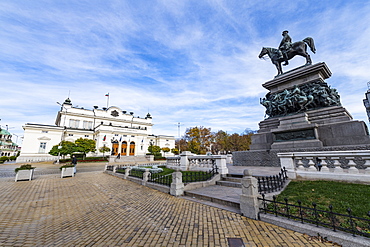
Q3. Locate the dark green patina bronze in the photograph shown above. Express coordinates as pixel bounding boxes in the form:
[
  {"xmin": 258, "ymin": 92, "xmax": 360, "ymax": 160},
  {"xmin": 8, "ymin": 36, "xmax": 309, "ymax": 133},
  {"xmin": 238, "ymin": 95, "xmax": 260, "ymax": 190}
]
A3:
[
  {"xmin": 275, "ymin": 129, "xmax": 316, "ymax": 142},
  {"xmin": 258, "ymin": 31, "xmax": 316, "ymax": 76},
  {"xmin": 260, "ymin": 80, "xmax": 341, "ymax": 118}
]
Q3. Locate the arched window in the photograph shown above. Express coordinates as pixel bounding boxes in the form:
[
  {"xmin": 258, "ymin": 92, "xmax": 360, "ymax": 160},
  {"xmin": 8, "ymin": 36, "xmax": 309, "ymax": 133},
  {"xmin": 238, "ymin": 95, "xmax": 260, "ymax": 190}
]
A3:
[
  {"xmin": 111, "ymin": 141, "xmax": 119, "ymax": 156},
  {"xmin": 129, "ymin": 142, "xmax": 135, "ymax": 156},
  {"xmin": 121, "ymin": 141, "xmax": 127, "ymax": 155}
]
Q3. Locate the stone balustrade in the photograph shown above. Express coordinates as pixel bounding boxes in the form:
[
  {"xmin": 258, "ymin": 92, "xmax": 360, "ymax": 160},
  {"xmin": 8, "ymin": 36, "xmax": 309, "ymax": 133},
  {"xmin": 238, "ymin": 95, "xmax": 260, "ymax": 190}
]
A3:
[
  {"xmin": 166, "ymin": 151, "xmax": 228, "ymax": 174},
  {"xmin": 278, "ymin": 150, "xmax": 370, "ymax": 183}
]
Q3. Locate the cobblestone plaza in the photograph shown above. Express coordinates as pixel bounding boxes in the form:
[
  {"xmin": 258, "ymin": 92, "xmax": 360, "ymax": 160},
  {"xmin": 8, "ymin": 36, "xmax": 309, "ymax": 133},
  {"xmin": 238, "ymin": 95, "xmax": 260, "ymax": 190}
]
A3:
[{"xmin": 0, "ymin": 169, "xmax": 335, "ymax": 246}]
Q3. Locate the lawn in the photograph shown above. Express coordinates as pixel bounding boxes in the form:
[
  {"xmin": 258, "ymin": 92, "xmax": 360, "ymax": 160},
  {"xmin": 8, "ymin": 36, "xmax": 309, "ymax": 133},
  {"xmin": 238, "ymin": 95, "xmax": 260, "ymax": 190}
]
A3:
[
  {"xmin": 266, "ymin": 180, "xmax": 370, "ymax": 236},
  {"xmin": 274, "ymin": 180, "xmax": 370, "ymax": 217}
]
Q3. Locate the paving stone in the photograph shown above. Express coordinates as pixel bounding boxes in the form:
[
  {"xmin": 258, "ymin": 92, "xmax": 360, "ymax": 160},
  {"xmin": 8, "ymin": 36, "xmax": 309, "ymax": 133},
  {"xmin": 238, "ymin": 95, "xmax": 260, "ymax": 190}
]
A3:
[{"xmin": 0, "ymin": 170, "xmax": 337, "ymax": 246}]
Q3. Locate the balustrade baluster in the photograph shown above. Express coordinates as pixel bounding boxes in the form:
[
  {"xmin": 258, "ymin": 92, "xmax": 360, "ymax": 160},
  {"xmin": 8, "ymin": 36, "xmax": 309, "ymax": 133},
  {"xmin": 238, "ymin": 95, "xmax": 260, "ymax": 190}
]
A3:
[
  {"xmin": 332, "ymin": 158, "xmax": 342, "ymax": 173},
  {"xmin": 296, "ymin": 157, "xmax": 304, "ymax": 170},
  {"xmin": 320, "ymin": 157, "xmax": 329, "ymax": 172},
  {"xmin": 347, "ymin": 157, "xmax": 358, "ymax": 174},
  {"xmin": 307, "ymin": 157, "xmax": 317, "ymax": 171}
]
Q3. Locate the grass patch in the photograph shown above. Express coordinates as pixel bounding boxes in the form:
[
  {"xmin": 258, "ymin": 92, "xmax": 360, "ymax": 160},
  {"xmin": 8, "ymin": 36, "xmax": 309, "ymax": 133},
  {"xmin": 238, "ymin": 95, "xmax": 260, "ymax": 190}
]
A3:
[
  {"xmin": 275, "ymin": 180, "xmax": 370, "ymax": 217},
  {"xmin": 266, "ymin": 180, "xmax": 370, "ymax": 236}
]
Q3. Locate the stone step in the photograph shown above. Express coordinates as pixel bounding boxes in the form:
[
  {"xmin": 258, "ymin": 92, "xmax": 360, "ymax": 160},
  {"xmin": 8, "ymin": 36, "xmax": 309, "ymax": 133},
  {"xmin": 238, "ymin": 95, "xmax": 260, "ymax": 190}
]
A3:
[
  {"xmin": 184, "ymin": 185, "xmax": 241, "ymax": 209},
  {"xmin": 221, "ymin": 175, "xmax": 242, "ymax": 183},
  {"xmin": 216, "ymin": 180, "xmax": 242, "ymax": 188},
  {"xmin": 226, "ymin": 173, "xmax": 243, "ymax": 178}
]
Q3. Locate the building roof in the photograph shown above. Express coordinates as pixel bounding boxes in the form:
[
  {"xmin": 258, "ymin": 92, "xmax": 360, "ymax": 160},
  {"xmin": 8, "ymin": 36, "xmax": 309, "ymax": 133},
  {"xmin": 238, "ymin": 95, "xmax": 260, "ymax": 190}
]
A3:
[{"xmin": 0, "ymin": 129, "xmax": 11, "ymax": 136}]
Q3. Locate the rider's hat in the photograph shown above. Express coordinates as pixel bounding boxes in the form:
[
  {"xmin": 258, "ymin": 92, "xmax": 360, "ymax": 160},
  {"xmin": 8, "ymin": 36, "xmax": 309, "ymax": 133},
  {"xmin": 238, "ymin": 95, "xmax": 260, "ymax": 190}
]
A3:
[{"xmin": 282, "ymin": 30, "xmax": 289, "ymax": 34}]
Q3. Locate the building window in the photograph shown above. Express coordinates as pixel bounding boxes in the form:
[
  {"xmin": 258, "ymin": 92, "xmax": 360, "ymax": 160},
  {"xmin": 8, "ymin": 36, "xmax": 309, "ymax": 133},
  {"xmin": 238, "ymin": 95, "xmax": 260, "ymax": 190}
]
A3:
[
  {"xmin": 123, "ymin": 135, "xmax": 127, "ymax": 137},
  {"xmin": 42, "ymin": 130, "xmax": 48, "ymax": 133},
  {"xmin": 166, "ymin": 140, "xmax": 169, "ymax": 142},
  {"xmin": 114, "ymin": 134, "xmax": 119, "ymax": 136},
  {"xmin": 85, "ymin": 135, "xmax": 89, "ymax": 137},
  {"xmin": 39, "ymin": 142, "xmax": 46, "ymax": 153},
  {"xmin": 69, "ymin": 134, "xmax": 74, "ymax": 136},
  {"xmin": 69, "ymin": 119, "xmax": 80, "ymax": 128},
  {"xmin": 131, "ymin": 135, "xmax": 135, "ymax": 137},
  {"xmin": 83, "ymin": 121, "xmax": 93, "ymax": 129}
]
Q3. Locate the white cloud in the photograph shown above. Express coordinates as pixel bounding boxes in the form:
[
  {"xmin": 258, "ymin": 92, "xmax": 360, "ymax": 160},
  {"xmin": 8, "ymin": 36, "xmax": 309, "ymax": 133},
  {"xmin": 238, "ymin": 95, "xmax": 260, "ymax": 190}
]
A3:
[{"xmin": 1, "ymin": 0, "xmax": 370, "ymax": 144}]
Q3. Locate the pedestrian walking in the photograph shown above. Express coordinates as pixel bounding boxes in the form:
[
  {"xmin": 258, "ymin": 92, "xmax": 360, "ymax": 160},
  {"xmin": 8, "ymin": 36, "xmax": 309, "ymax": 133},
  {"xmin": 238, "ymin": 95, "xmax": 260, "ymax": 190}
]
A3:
[{"xmin": 72, "ymin": 155, "xmax": 77, "ymax": 174}]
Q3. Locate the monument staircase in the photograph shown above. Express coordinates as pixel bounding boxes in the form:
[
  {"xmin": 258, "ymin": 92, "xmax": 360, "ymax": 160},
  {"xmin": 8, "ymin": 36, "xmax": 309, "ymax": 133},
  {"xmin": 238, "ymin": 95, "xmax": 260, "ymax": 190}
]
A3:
[
  {"xmin": 183, "ymin": 174, "xmax": 243, "ymax": 212},
  {"xmin": 183, "ymin": 166, "xmax": 284, "ymax": 213}
]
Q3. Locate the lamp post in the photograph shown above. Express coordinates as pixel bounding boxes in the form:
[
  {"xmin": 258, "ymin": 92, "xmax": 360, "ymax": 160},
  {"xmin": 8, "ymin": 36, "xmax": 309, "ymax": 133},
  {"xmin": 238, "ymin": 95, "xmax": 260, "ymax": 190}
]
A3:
[
  {"xmin": 56, "ymin": 102, "xmax": 68, "ymax": 164},
  {"xmin": 175, "ymin": 122, "xmax": 183, "ymax": 155}
]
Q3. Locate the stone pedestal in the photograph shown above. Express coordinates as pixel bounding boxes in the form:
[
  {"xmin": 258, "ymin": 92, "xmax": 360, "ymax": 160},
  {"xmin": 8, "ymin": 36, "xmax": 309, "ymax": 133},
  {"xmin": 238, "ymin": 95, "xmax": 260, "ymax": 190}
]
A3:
[
  {"xmin": 240, "ymin": 170, "xmax": 260, "ymax": 219},
  {"xmin": 234, "ymin": 62, "xmax": 370, "ymax": 166},
  {"xmin": 170, "ymin": 171, "xmax": 184, "ymax": 196}
]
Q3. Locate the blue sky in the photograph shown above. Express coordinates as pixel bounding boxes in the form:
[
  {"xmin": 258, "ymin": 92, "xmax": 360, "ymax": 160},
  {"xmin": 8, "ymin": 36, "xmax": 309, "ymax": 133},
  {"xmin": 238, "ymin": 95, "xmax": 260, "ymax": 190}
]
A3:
[{"xmin": 1, "ymin": 0, "xmax": 370, "ymax": 145}]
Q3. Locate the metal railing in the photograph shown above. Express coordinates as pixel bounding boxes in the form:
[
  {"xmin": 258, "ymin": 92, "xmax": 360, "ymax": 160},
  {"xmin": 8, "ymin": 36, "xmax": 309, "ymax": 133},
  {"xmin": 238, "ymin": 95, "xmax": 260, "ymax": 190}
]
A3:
[
  {"xmin": 259, "ymin": 195, "xmax": 370, "ymax": 238},
  {"xmin": 182, "ymin": 165, "xmax": 219, "ymax": 184},
  {"xmin": 128, "ymin": 169, "xmax": 145, "ymax": 179},
  {"xmin": 106, "ymin": 165, "xmax": 114, "ymax": 171},
  {"xmin": 148, "ymin": 173, "xmax": 172, "ymax": 186},
  {"xmin": 257, "ymin": 167, "xmax": 288, "ymax": 194}
]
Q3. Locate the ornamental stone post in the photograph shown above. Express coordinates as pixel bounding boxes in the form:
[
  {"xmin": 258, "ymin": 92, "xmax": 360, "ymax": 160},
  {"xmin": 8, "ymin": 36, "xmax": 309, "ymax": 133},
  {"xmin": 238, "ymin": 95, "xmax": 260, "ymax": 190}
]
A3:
[
  {"xmin": 240, "ymin": 170, "xmax": 260, "ymax": 220},
  {"xmin": 142, "ymin": 169, "xmax": 150, "ymax": 186},
  {"xmin": 124, "ymin": 167, "xmax": 131, "ymax": 179},
  {"xmin": 113, "ymin": 165, "xmax": 117, "ymax": 173},
  {"xmin": 180, "ymin": 151, "xmax": 193, "ymax": 171},
  {"xmin": 277, "ymin": 153, "xmax": 296, "ymax": 179},
  {"xmin": 170, "ymin": 171, "xmax": 184, "ymax": 196},
  {"xmin": 215, "ymin": 156, "xmax": 228, "ymax": 174}
]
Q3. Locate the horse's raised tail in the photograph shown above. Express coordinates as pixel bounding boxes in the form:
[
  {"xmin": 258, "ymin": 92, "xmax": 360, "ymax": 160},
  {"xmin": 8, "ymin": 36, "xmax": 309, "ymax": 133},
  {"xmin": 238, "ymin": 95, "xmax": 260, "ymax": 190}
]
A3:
[{"xmin": 303, "ymin": 37, "xmax": 316, "ymax": 54}]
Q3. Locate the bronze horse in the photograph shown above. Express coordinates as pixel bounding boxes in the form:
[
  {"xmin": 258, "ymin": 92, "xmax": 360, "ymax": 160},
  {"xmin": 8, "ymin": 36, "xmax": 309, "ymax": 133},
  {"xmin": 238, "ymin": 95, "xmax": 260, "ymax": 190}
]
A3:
[{"xmin": 258, "ymin": 37, "xmax": 316, "ymax": 76}]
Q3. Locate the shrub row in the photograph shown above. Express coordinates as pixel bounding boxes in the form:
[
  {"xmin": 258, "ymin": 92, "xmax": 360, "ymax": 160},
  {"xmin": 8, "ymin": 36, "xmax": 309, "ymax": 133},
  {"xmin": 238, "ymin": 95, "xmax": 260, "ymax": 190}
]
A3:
[
  {"xmin": 0, "ymin": 156, "xmax": 17, "ymax": 163},
  {"xmin": 59, "ymin": 157, "xmax": 108, "ymax": 163}
]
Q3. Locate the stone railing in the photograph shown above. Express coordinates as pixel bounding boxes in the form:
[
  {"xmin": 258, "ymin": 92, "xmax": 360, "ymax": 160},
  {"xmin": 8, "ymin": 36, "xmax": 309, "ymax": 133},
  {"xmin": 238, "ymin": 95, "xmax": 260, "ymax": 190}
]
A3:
[
  {"xmin": 166, "ymin": 157, "xmax": 180, "ymax": 167},
  {"xmin": 166, "ymin": 151, "xmax": 228, "ymax": 174},
  {"xmin": 278, "ymin": 151, "xmax": 370, "ymax": 183}
]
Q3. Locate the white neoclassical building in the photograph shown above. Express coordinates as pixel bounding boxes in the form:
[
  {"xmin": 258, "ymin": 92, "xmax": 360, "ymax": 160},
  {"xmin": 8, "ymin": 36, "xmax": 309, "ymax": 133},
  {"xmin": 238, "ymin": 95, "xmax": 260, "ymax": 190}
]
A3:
[{"xmin": 17, "ymin": 98, "xmax": 175, "ymax": 163}]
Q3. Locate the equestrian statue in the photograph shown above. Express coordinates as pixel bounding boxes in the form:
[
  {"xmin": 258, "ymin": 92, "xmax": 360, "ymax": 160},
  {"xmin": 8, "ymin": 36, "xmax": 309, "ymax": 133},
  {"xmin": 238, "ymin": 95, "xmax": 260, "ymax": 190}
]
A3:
[{"xmin": 258, "ymin": 30, "xmax": 316, "ymax": 76}]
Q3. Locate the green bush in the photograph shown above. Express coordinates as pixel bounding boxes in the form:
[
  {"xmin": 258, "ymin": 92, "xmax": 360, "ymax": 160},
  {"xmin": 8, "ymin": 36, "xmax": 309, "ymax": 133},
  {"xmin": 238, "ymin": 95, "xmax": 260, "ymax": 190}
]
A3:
[
  {"xmin": 59, "ymin": 156, "xmax": 108, "ymax": 163},
  {"xmin": 15, "ymin": 164, "xmax": 35, "ymax": 173},
  {"xmin": 0, "ymin": 156, "xmax": 9, "ymax": 163},
  {"xmin": 59, "ymin": 164, "xmax": 75, "ymax": 170},
  {"xmin": 9, "ymin": 156, "xmax": 17, "ymax": 161}
]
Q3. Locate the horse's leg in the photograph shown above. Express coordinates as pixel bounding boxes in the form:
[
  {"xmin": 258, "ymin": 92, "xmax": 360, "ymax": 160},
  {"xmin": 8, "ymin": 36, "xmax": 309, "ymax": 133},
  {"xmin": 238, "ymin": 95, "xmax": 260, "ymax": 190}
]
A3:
[
  {"xmin": 301, "ymin": 44, "xmax": 312, "ymax": 65},
  {"xmin": 275, "ymin": 61, "xmax": 283, "ymax": 76}
]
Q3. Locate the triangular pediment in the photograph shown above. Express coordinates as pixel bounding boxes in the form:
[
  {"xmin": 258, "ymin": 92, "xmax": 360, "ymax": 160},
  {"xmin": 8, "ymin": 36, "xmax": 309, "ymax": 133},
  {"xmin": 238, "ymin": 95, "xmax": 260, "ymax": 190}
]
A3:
[{"xmin": 38, "ymin": 136, "xmax": 51, "ymax": 141}]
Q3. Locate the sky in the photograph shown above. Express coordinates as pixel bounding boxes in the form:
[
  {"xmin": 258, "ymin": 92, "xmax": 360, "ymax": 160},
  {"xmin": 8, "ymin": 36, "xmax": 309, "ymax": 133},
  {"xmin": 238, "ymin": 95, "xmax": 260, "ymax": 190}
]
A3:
[{"xmin": 1, "ymin": 0, "xmax": 370, "ymax": 146}]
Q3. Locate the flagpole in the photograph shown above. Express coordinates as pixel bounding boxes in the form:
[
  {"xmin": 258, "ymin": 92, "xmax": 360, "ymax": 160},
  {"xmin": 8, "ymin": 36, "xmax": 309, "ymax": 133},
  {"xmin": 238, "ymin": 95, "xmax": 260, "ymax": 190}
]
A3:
[{"xmin": 105, "ymin": 93, "xmax": 109, "ymax": 108}]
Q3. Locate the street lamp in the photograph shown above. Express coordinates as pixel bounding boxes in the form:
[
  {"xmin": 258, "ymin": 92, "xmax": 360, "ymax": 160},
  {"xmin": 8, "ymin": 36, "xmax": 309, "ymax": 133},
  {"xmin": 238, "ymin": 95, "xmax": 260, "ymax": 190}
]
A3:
[{"xmin": 56, "ymin": 102, "xmax": 68, "ymax": 164}]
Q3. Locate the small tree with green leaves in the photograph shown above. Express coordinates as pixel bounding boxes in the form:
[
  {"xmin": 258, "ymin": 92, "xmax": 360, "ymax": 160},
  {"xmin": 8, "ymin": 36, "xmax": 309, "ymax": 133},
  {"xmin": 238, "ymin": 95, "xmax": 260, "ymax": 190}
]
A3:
[
  {"xmin": 49, "ymin": 141, "xmax": 76, "ymax": 158},
  {"xmin": 99, "ymin": 146, "xmax": 111, "ymax": 157},
  {"xmin": 161, "ymin": 147, "xmax": 170, "ymax": 156},
  {"xmin": 75, "ymin": 138, "xmax": 96, "ymax": 159},
  {"xmin": 171, "ymin": 148, "xmax": 179, "ymax": 155},
  {"xmin": 148, "ymin": 145, "xmax": 161, "ymax": 155}
]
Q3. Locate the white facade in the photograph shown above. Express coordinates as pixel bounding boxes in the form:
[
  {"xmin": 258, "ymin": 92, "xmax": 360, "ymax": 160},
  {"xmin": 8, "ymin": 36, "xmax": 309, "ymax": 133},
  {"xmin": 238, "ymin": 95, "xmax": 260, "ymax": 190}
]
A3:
[{"xmin": 17, "ymin": 98, "xmax": 175, "ymax": 163}]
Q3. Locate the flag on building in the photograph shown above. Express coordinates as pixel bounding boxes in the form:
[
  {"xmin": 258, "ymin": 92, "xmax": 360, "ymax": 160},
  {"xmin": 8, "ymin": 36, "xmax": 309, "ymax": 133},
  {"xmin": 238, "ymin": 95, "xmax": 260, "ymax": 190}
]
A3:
[
  {"xmin": 105, "ymin": 93, "xmax": 109, "ymax": 97},
  {"xmin": 119, "ymin": 136, "xmax": 122, "ymax": 142},
  {"xmin": 103, "ymin": 135, "xmax": 106, "ymax": 141}
]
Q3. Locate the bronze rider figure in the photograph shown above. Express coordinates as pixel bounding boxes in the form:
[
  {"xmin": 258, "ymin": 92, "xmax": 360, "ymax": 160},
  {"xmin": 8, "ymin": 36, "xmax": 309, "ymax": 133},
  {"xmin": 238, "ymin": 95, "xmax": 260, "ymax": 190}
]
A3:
[{"xmin": 279, "ymin": 30, "xmax": 292, "ymax": 66}]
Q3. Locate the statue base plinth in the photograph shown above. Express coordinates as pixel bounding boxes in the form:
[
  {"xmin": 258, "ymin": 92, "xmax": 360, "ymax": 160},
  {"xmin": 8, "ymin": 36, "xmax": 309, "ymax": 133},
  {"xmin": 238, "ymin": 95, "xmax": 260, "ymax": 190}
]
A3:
[{"xmin": 233, "ymin": 62, "xmax": 370, "ymax": 166}]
